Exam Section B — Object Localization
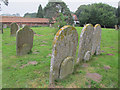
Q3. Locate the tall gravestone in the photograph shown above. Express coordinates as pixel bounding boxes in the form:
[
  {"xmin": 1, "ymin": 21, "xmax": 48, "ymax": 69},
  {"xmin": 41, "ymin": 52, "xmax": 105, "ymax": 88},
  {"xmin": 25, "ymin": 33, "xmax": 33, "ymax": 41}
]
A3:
[
  {"xmin": 10, "ymin": 23, "xmax": 19, "ymax": 36},
  {"xmin": 77, "ymin": 24, "xmax": 94, "ymax": 63},
  {"xmin": 49, "ymin": 25, "xmax": 78, "ymax": 85},
  {"xmin": 91, "ymin": 24, "xmax": 102, "ymax": 55},
  {"xmin": 16, "ymin": 25, "xmax": 34, "ymax": 56}
]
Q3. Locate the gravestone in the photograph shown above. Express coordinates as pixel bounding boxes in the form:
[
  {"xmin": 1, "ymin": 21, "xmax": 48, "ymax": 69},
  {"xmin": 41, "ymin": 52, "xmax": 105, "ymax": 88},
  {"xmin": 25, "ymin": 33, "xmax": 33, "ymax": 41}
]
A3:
[
  {"xmin": 91, "ymin": 24, "xmax": 102, "ymax": 55},
  {"xmin": 10, "ymin": 23, "xmax": 19, "ymax": 36},
  {"xmin": 16, "ymin": 25, "xmax": 34, "ymax": 56},
  {"xmin": 77, "ymin": 24, "xmax": 94, "ymax": 63},
  {"xmin": 0, "ymin": 23, "xmax": 3, "ymax": 34},
  {"xmin": 115, "ymin": 25, "xmax": 118, "ymax": 30},
  {"xmin": 49, "ymin": 25, "xmax": 78, "ymax": 85}
]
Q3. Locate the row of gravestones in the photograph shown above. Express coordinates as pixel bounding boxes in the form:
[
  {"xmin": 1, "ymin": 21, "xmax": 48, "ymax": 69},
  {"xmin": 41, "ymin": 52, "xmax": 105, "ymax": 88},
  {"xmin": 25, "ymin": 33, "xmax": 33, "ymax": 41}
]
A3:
[
  {"xmin": 10, "ymin": 23, "xmax": 34, "ymax": 56},
  {"xmin": 10, "ymin": 22, "xmax": 101, "ymax": 86},
  {"xmin": 49, "ymin": 24, "xmax": 102, "ymax": 85}
]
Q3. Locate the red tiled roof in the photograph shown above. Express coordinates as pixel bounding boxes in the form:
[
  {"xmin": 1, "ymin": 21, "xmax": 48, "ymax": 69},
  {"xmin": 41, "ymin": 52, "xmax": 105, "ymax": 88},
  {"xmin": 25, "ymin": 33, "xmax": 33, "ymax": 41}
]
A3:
[
  {"xmin": 71, "ymin": 14, "xmax": 78, "ymax": 21},
  {"xmin": 1, "ymin": 16, "xmax": 49, "ymax": 23}
]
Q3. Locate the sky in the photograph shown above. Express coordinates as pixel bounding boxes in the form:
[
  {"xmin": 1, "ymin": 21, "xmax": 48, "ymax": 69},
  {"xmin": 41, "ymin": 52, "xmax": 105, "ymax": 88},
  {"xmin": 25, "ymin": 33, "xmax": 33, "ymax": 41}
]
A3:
[{"xmin": 0, "ymin": 0, "xmax": 120, "ymax": 16}]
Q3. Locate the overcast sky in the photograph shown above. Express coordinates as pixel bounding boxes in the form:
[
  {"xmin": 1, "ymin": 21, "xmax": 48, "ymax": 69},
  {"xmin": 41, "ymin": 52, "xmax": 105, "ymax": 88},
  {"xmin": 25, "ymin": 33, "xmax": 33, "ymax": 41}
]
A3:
[{"xmin": 1, "ymin": 0, "xmax": 120, "ymax": 16}]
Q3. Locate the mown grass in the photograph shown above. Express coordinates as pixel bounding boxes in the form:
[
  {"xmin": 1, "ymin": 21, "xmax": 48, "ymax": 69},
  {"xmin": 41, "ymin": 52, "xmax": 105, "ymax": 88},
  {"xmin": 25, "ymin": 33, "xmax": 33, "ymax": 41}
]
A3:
[{"xmin": 2, "ymin": 26, "xmax": 118, "ymax": 88}]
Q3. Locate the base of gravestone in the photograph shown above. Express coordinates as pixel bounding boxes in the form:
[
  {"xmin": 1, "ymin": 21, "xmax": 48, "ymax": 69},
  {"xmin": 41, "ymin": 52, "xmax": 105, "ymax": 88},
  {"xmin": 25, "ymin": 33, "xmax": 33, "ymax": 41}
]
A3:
[
  {"xmin": 84, "ymin": 51, "xmax": 91, "ymax": 62},
  {"xmin": 17, "ymin": 44, "xmax": 32, "ymax": 56},
  {"xmin": 59, "ymin": 57, "xmax": 74, "ymax": 79},
  {"xmin": 95, "ymin": 46, "xmax": 101, "ymax": 55}
]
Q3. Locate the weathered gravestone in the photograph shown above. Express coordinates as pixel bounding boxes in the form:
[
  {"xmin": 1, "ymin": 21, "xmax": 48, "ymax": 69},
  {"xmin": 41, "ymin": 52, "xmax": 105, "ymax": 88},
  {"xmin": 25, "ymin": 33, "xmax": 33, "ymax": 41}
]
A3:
[
  {"xmin": 10, "ymin": 23, "xmax": 19, "ymax": 36},
  {"xmin": 16, "ymin": 25, "xmax": 34, "ymax": 56},
  {"xmin": 0, "ymin": 23, "xmax": 3, "ymax": 34},
  {"xmin": 91, "ymin": 24, "xmax": 102, "ymax": 55},
  {"xmin": 115, "ymin": 25, "xmax": 118, "ymax": 30},
  {"xmin": 77, "ymin": 24, "xmax": 94, "ymax": 63},
  {"xmin": 49, "ymin": 25, "xmax": 78, "ymax": 85}
]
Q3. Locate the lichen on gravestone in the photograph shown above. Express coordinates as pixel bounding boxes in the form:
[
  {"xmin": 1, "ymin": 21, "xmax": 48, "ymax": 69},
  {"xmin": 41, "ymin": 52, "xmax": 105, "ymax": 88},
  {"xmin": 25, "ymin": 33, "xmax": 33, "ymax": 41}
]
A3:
[
  {"xmin": 91, "ymin": 24, "xmax": 102, "ymax": 55},
  {"xmin": 77, "ymin": 24, "xmax": 94, "ymax": 63},
  {"xmin": 49, "ymin": 25, "xmax": 78, "ymax": 85}
]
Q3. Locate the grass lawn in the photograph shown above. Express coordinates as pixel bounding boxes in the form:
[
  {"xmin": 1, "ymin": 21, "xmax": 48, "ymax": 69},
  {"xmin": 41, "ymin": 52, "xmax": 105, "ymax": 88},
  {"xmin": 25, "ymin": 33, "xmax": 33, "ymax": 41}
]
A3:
[{"xmin": 2, "ymin": 26, "xmax": 118, "ymax": 88}]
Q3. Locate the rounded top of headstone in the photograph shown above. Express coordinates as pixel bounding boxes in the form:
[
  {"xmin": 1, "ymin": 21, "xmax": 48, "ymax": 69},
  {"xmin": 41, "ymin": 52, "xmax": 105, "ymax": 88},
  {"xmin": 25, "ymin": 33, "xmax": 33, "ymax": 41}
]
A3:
[
  {"xmin": 86, "ymin": 24, "xmax": 93, "ymax": 27},
  {"xmin": 23, "ymin": 25, "xmax": 30, "ymax": 30},
  {"xmin": 18, "ymin": 25, "xmax": 29, "ymax": 31},
  {"xmin": 53, "ymin": 25, "xmax": 77, "ymax": 46},
  {"xmin": 95, "ymin": 24, "xmax": 101, "ymax": 28},
  {"xmin": 82, "ymin": 24, "xmax": 93, "ymax": 32}
]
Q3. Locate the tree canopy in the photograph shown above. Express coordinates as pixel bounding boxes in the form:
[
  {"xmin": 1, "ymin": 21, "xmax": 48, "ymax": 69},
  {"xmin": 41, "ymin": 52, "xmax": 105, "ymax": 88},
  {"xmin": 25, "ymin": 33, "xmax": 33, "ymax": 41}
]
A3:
[
  {"xmin": 36, "ymin": 4, "xmax": 43, "ymax": 18},
  {"xmin": 23, "ymin": 13, "xmax": 37, "ymax": 18},
  {"xmin": 43, "ymin": 1, "xmax": 73, "ymax": 24},
  {"xmin": 118, "ymin": 1, "xmax": 120, "ymax": 25},
  {"xmin": 75, "ymin": 3, "xmax": 118, "ymax": 28}
]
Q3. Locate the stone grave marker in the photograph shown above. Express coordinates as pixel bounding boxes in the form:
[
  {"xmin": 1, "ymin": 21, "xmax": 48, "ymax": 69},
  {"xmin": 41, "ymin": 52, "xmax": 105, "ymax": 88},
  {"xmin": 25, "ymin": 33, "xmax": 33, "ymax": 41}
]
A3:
[
  {"xmin": 49, "ymin": 25, "xmax": 78, "ymax": 85},
  {"xmin": 91, "ymin": 24, "xmax": 102, "ymax": 55},
  {"xmin": 77, "ymin": 24, "xmax": 94, "ymax": 63},
  {"xmin": 10, "ymin": 23, "xmax": 19, "ymax": 36},
  {"xmin": 16, "ymin": 25, "xmax": 34, "ymax": 56},
  {"xmin": 115, "ymin": 25, "xmax": 118, "ymax": 30}
]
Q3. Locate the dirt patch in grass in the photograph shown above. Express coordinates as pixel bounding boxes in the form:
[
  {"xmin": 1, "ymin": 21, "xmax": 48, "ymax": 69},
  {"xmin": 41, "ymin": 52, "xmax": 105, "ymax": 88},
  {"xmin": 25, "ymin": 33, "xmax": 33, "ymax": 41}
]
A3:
[
  {"xmin": 104, "ymin": 65, "xmax": 111, "ymax": 70},
  {"xmin": 34, "ymin": 70, "xmax": 41, "ymax": 74},
  {"xmin": 106, "ymin": 54, "xmax": 114, "ymax": 56},
  {"xmin": 11, "ymin": 64, "xmax": 18, "ymax": 68},
  {"xmin": 101, "ymin": 50, "xmax": 105, "ymax": 53},
  {"xmin": 34, "ymin": 34, "xmax": 44, "ymax": 37},
  {"xmin": 86, "ymin": 73, "xmax": 102, "ymax": 82},
  {"xmin": 110, "ymin": 47, "xmax": 115, "ymax": 49},
  {"xmin": 40, "ymin": 44, "xmax": 47, "ymax": 46},
  {"xmin": 20, "ymin": 61, "xmax": 38, "ymax": 69},
  {"xmin": 46, "ymin": 53, "xmax": 52, "ymax": 57},
  {"xmin": 81, "ymin": 63, "xmax": 89, "ymax": 68}
]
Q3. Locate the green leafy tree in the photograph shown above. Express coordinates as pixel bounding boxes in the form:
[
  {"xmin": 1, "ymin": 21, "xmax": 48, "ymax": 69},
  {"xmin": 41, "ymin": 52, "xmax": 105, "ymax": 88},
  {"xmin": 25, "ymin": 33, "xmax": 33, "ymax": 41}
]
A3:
[
  {"xmin": 75, "ymin": 3, "xmax": 117, "ymax": 28},
  {"xmin": 53, "ymin": 13, "xmax": 67, "ymax": 35},
  {"xmin": 118, "ymin": 1, "xmax": 120, "ymax": 25},
  {"xmin": 36, "ymin": 4, "xmax": 43, "ymax": 18},
  {"xmin": 43, "ymin": 1, "xmax": 73, "ymax": 24}
]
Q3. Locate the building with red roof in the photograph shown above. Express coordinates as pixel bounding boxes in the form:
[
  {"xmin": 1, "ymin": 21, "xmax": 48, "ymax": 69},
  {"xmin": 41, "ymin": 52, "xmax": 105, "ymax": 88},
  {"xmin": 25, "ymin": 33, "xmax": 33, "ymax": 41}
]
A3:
[
  {"xmin": 71, "ymin": 14, "xmax": 79, "ymax": 25},
  {"xmin": 1, "ymin": 16, "xmax": 53, "ymax": 28}
]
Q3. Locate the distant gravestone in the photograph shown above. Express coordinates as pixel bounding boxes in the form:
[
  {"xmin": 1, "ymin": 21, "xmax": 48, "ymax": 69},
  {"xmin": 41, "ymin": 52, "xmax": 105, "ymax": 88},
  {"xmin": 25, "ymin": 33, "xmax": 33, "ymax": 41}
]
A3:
[
  {"xmin": 91, "ymin": 24, "xmax": 102, "ymax": 55},
  {"xmin": 77, "ymin": 24, "xmax": 94, "ymax": 63},
  {"xmin": 10, "ymin": 23, "xmax": 19, "ymax": 36},
  {"xmin": 50, "ymin": 25, "xmax": 78, "ymax": 85},
  {"xmin": 0, "ymin": 24, "xmax": 3, "ymax": 34},
  {"xmin": 115, "ymin": 25, "xmax": 118, "ymax": 30},
  {"xmin": 16, "ymin": 25, "xmax": 34, "ymax": 56}
]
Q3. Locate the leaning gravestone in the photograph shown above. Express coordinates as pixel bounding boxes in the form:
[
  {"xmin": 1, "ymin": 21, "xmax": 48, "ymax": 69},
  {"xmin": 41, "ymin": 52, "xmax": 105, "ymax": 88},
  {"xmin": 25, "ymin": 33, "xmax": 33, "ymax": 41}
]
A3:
[
  {"xmin": 91, "ymin": 24, "xmax": 102, "ymax": 55},
  {"xmin": 16, "ymin": 25, "xmax": 34, "ymax": 56},
  {"xmin": 77, "ymin": 24, "xmax": 94, "ymax": 63},
  {"xmin": 10, "ymin": 23, "xmax": 19, "ymax": 36},
  {"xmin": 49, "ymin": 25, "xmax": 78, "ymax": 85}
]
